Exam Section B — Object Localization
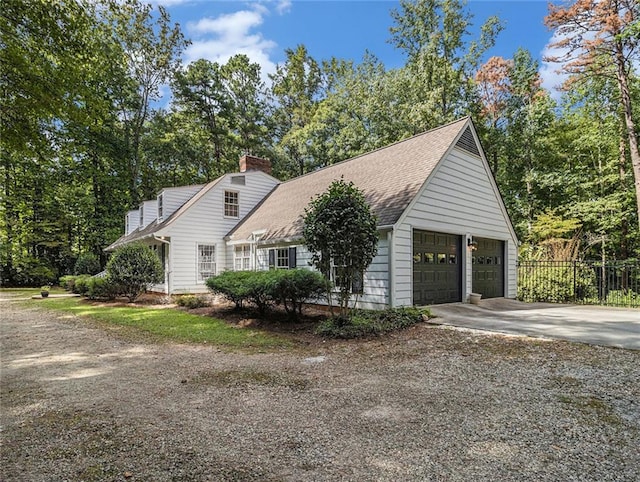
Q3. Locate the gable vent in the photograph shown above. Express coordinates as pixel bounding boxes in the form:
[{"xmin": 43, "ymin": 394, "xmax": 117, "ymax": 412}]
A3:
[{"xmin": 455, "ymin": 126, "xmax": 481, "ymax": 157}]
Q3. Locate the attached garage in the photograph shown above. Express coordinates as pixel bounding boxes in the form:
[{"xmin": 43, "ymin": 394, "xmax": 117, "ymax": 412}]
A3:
[
  {"xmin": 472, "ymin": 237, "xmax": 504, "ymax": 299},
  {"xmin": 413, "ymin": 230, "xmax": 462, "ymax": 305}
]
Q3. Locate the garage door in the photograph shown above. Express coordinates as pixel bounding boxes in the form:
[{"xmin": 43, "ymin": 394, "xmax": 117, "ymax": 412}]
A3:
[
  {"xmin": 472, "ymin": 237, "xmax": 504, "ymax": 298},
  {"xmin": 413, "ymin": 230, "xmax": 461, "ymax": 305}
]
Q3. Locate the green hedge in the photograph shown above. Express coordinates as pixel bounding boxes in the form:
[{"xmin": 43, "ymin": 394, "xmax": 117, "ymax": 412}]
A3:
[{"xmin": 206, "ymin": 269, "xmax": 327, "ymax": 319}]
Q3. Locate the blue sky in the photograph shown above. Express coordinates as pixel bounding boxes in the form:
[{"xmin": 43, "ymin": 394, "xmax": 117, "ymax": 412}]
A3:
[{"xmin": 156, "ymin": 0, "xmax": 563, "ymax": 93}]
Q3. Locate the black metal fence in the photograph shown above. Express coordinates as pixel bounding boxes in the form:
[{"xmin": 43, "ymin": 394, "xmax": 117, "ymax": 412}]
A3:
[{"xmin": 518, "ymin": 260, "xmax": 640, "ymax": 308}]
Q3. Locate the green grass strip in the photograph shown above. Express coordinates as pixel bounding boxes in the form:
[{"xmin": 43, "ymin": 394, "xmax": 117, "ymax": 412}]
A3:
[{"xmin": 37, "ymin": 297, "xmax": 288, "ymax": 349}]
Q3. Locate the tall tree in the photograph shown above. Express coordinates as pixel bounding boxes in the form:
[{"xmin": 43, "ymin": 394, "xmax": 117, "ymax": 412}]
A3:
[
  {"xmin": 223, "ymin": 54, "xmax": 271, "ymax": 158},
  {"xmin": 108, "ymin": 0, "xmax": 187, "ymax": 205},
  {"xmin": 270, "ymin": 45, "xmax": 323, "ymax": 177},
  {"xmin": 172, "ymin": 59, "xmax": 234, "ymax": 179},
  {"xmin": 545, "ymin": 0, "xmax": 640, "ymax": 227},
  {"xmin": 389, "ymin": 0, "xmax": 503, "ymax": 128}
]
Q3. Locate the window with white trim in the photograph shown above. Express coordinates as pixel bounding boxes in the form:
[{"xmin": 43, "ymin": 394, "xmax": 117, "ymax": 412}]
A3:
[
  {"xmin": 234, "ymin": 245, "xmax": 251, "ymax": 271},
  {"xmin": 197, "ymin": 244, "xmax": 216, "ymax": 281},
  {"xmin": 224, "ymin": 191, "xmax": 239, "ymax": 218},
  {"xmin": 268, "ymin": 247, "xmax": 297, "ymax": 270},
  {"xmin": 158, "ymin": 194, "xmax": 163, "ymax": 219}
]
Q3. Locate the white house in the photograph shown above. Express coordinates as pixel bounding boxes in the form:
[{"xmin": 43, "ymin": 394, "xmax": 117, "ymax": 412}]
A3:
[
  {"xmin": 107, "ymin": 117, "xmax": 518, "ymax": 306},
  {"xmin": 106, "ymin": 156, "xmax": 279, "ymax": 294}
]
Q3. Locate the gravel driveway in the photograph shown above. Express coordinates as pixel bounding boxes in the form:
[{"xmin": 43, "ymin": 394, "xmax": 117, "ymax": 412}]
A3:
[{"xmin": 2, "ymin": 302, "xmax": 639, "ymax": 481}]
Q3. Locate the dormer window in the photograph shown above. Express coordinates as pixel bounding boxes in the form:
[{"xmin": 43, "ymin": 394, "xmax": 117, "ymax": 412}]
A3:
[
  {"xmin": 224, "ymin": 191, "xmax": 239, "ymax": 218},
  {"xmin": 158, "ymin": 194, "xmax": 163, "ymax": 220}
]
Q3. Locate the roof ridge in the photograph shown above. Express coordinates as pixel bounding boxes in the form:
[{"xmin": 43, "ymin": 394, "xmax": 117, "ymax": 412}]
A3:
[{"xmin": 277, "ymin": 116, "xmax": 470, "ymax": 186}]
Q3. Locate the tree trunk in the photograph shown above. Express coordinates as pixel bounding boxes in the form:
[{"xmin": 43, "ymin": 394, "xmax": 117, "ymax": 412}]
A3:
[
  {"xmin": 614, "ymin": 40, "xmax": 640, "ymax": 227},
  {"xmin": 618, "ymin": 130, "xmax": 629, "ymax": 259}
]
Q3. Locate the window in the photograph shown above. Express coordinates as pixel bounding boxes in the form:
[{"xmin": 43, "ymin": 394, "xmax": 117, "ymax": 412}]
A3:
[
  {"xmin": 234, "ymin": 245, "xmax": 251, "ymax": 271},
  {"xmin": 268, "ymin": 247, "xmax": 297, "ymax": 270},
  {"xmin": 332, "ymin": 265, "xmax": 364, "ymax": 295},
  {"xmin": 139, "ymin": 206, "xmax": 144, "ymax": 225},
  {"xmin": 158, "ymin": 194, "xmax": 163, "ymax": 219},
  {"xmin": 224, "ymin": 191, "xmax": 239, "ymax": 218},
  {"xmin": 197, "ymin": 244, "xmax": 216, "ymax": 281},
  {"xmin": 276, "ymin": 248, "xmax": 289, "ymax": 268}
]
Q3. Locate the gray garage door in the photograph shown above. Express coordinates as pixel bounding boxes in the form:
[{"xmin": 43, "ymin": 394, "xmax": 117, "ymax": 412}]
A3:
[
  {"xmin": 413, "ymin": 230, "xmax": 462, "ymax": 305},
  {"xmin": 472, "ymin": 237, "xmax": 504, "ymax": 298}
]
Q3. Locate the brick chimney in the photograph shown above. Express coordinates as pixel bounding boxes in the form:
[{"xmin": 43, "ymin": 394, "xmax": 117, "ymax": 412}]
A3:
[{"xmin": 239, "ymin": 155, "xmax": 272, "ymax": 175}]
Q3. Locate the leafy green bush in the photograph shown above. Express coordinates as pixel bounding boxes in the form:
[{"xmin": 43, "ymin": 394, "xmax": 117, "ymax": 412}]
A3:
[
  {"xmin": 12, "ymin": 257, "xmax": 56, "ymax": 287},
  {"xmin": 176, "ymin": 295, "xmax": 210, "ymax": 309},
  {"xmin": 207, "ymin": 269, "xmax": 327, "ymax": 317},
  {"xmin": 206, "ymin": 270, "xmax": 255, "ymax": 309},
  {"xmin": 518, "ymin": 263, "xmax": 597, "ymax": 303},
  {"xmin": 74, "ymin": 252, "xmax": 101, "ymax": 275},
  {"xmin": 316, "ymin": 307, "xmax": 429, "ymax": 339},
  {"xmin": 243, "ymin": 270, "xmax": 277, "ymax": 315},
  {"xmin": 106, "ymin": 243, "xmax": 163, "ymax": 302},
  {"xmin": 604, "ymin": 289, "xmax": 640, "ymax": 308},
  {"xmin": 73, "ymin": 275, "xmax": 92, "ymax": 295},
  {"xmin": 59, "ymin": 275, "xmax": 78, "ymax": 292},
  {"xmin": 85, "ymin": 276, "xmax": 119, "ymax": 300},
  {"xmin": 270, "ymin": 269, "xmax": 328, "ymax": 319}
]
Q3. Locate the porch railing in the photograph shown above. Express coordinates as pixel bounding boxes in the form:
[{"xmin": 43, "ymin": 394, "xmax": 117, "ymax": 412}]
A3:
[{"xmin": 517, "ymin": 260, "xmax": 640, "ymax": 308}]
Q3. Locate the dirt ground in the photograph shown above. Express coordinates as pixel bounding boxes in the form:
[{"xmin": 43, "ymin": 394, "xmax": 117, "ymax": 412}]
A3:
[{"xmin": 1, "ymin": 300, "xmax": 639, "ymax": 481}]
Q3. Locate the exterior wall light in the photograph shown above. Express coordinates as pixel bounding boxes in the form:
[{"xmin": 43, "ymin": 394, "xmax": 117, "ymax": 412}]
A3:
[{"xmin": 467, "ymin": 237, "xmax": 478, "ymax": 251}]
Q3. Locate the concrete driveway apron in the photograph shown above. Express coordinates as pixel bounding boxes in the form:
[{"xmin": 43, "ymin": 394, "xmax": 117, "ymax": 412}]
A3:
[{"xmin": 429, "ymin": 299, "xmax": 640, "ymax": 350}]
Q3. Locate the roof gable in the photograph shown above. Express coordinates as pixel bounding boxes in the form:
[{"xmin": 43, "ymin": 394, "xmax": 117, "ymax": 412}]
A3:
[{"xmin": 228, "ymin": 117, "xmax": 471, "ymax": 243}]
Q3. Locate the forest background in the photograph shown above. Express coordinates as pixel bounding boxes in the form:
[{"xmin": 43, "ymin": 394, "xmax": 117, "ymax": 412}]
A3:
[{"xmin": 1, "ymin": 0, "xmax": 638, "ymax": 286}]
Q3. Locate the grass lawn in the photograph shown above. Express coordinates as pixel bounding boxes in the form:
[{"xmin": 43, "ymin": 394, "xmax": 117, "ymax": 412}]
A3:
[{"xmin": 16, "ymin": 295, "xmax": 288, "ymax": 349}]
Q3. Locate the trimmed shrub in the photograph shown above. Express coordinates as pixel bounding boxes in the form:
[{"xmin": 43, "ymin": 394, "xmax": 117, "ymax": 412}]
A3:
[
  {"xmin": 207, "ymin": 269, "xmax": 327, "ymax": 317},
  {"xmin": 316, "ymin": 307, "xmax": 429, "ymax": 339},
  {"xmin": 176, "ymin": 295, "xmax": 210, "ymax": 309},
  {"xmin": 74, "ymin": 252, "xmax": 101, "ymax": 275},
  {"xmin": 206, "ymin": 271, "xmax": 255, "ymax": 309},
  {"xmin": 59, "ymin": 275, "xmax": 78, "ymax": 292},
  {"xmin": 244, "ymin": 270, "xmax": 277, "ymax": 315},
  {"xmin": 106, "ymin": 243, "xmax": 163, "ymax": 302},
  {"xmin": 73, "ymin": 275, "xmax": 92, "ymax": 295},
  {"xmin": 270, "ymin": 269, "xmax": 328, "ymax": 319},
  {"xmin": 85, "ymin": 276, "xmax": 119, "ymax": 300}
]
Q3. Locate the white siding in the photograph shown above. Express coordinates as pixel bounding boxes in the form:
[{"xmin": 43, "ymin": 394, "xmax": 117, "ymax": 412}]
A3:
[
  {"xmin": 392, "ymin": 147, "xmax": 518, "ymax": 306},
  {"xmin": 255, "ymin": 234, "xmax": 390, "ymax": 310},
  {"xmin": 161, "ymin": 172, "xmax": 278, "ymax": 294},
  {"xmin": 139, "ymin": 200, "xmax": 157, "ymax": 228},
  {"xmin": 159, "ymin": 185, "xmax": 204, "ymax": 221},
  {"xmin": 126, "ymin": 210, "xmax": 139, "ymax": 235}
]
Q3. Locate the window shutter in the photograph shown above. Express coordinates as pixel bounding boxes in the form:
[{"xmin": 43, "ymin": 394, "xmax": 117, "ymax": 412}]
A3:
[
  {"xmin": 288, "ymin": 247, "xmax": 297, "ymax": 269},
  {"xmin": 268, "ymin": 249, "xmax": 275, "ymax": 269}
]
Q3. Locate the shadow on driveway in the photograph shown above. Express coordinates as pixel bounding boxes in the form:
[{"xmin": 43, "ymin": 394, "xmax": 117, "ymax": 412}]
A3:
[{"xmin": 428, "ymin": 298, "xmax": 640, "ymax": 350}]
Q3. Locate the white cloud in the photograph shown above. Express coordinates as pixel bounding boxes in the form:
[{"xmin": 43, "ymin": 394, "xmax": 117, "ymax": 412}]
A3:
[
  {"xmin": 539, "ymin": 30, "xmax": 572, "ymax": 101},
  {"xmin": 276, "ymin": 0, "xmax": 292, "ymax": 15},
  {"xmin": 184, "ymin": 5, "xmax": 281, "ymax": 80}
]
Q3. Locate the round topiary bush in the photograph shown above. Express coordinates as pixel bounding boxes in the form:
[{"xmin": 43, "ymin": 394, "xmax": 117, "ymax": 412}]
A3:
[{"xmin": 106, "ymin": 243, "xmax": 163, "ymax": 302}]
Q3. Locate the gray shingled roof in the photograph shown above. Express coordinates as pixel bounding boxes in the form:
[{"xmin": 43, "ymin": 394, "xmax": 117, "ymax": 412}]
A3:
[{"xmin": 228, "ymin": 117, "xmax": 470, "ymax": 243}]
